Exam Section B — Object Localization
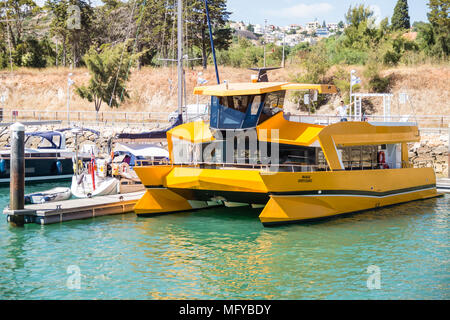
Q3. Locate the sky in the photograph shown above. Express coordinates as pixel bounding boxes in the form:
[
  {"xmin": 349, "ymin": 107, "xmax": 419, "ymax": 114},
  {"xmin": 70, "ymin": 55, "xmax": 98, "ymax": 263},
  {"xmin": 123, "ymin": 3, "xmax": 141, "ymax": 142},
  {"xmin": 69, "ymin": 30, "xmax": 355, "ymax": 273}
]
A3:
[
  {"xmin": 227, "ymin": 0, "xmax": 430, "ymax": 26},
  {"xmin": 34, "ymin": 0, "xmax": 430, "ymax": 27}
]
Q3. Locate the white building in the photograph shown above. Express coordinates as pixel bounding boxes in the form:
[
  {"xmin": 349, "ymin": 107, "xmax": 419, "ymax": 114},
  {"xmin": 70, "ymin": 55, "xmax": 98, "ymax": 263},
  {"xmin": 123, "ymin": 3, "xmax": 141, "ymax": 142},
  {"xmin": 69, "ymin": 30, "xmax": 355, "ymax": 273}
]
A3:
[
  {"xmin": 327, "ymin": 23, "xmax": 339, "ymax": 31},
  {"xmin": 254, "ymin": 24, "xmax": 263, "ymax": 34},
  {"xmin": 306, "ymin": 21, "xmax": 320, "ymax": 33}
]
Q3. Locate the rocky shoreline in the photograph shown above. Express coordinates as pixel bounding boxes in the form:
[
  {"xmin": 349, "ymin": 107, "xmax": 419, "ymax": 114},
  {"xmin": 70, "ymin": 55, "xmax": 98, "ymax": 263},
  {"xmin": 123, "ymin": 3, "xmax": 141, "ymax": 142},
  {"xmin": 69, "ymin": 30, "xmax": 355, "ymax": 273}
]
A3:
[{"xmin": 0, "ymin": 124, "xmax": 448, "ymax": 177}]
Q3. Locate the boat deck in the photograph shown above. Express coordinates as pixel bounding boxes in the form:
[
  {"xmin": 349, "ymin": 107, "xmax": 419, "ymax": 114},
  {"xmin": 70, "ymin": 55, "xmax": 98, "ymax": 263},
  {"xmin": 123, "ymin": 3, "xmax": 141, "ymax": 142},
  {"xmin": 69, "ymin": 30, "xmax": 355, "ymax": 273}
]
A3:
[{"xmin": 3, "ymin": 191, "xmax": 144, "ymax": 225}]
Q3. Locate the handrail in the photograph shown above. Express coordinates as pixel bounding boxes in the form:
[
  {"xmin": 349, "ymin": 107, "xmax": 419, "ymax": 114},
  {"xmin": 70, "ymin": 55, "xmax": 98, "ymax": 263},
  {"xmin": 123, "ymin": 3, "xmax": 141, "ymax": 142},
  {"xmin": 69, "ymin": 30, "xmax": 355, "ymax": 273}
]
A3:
[{"xmin": 134, "ymin": 160, "xmax": 431, "ymax": 173}]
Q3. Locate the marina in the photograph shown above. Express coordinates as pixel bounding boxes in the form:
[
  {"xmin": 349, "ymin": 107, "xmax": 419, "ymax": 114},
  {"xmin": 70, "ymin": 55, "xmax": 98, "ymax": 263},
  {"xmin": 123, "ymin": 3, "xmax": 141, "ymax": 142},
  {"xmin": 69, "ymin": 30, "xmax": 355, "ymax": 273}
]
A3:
[
  {"xmin": 0, "ymin": 0, "xmax": 448, "ymax": 303},
  {"xmin": 0, "ymin": 181, "xmax": 448, "ymax": 299}
]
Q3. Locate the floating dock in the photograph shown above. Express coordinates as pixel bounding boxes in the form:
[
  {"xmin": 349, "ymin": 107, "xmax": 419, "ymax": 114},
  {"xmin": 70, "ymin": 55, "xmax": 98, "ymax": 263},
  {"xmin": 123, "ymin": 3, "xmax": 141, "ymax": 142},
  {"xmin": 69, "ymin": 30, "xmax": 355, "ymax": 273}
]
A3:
[
  {"xmin": 437, "ymin": 178, "xmax": 450, "ymax": 193},
  {"xmin": 3, "ymin": 191, "xmax": 144, "ymax": 225}
]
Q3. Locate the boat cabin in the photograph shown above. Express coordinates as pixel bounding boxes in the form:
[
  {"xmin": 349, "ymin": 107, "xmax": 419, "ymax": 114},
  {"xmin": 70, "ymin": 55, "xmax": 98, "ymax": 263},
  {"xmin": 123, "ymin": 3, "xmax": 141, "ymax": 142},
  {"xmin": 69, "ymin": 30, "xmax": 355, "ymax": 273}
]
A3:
[{"xmin": 165, "ymin": 82, "xmax": 418, "ymax": 172}]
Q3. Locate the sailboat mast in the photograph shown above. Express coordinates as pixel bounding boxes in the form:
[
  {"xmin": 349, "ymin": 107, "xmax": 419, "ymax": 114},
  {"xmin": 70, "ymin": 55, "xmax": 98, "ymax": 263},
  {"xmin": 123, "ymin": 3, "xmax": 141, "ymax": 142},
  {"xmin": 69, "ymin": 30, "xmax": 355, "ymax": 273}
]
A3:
[{"xmin": 177, "ymin": 0, "xmax": 184, "ymax": 115}]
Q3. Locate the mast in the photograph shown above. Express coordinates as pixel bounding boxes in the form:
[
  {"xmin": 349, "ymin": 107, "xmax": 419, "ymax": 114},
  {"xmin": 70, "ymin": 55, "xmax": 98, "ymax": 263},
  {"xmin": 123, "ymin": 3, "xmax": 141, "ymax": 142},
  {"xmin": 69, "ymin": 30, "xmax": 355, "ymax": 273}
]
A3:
[{"xmin": 177, "ymin": 0, "xmax": 183, "ymax": 115}]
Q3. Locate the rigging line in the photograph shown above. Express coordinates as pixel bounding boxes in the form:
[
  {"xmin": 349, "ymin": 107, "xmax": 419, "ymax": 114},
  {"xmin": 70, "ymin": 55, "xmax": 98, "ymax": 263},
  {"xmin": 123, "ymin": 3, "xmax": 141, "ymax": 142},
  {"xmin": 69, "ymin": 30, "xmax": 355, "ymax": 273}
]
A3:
[
  {"xmin": 119, "ymin": 0, "xmax": 148, "ymax": 102},
  {"xmin": 108, "ymin": 0, "xmax": 139, "ymax": 108}
]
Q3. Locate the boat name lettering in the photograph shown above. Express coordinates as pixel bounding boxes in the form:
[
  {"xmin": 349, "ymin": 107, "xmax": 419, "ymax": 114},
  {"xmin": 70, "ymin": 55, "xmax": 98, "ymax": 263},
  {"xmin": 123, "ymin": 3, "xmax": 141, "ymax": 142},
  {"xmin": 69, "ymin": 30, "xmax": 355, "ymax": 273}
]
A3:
[{"xmin": 298, "ymin": 176, "xmax": 312, "ymax": 183}]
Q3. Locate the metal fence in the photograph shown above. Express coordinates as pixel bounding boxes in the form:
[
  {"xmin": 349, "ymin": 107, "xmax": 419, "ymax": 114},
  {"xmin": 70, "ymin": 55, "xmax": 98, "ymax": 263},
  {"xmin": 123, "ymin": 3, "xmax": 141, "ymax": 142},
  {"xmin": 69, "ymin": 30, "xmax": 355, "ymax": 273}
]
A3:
[{"xmin": 0, "ymin": 108, "xmax": 172, "ymax": 127}]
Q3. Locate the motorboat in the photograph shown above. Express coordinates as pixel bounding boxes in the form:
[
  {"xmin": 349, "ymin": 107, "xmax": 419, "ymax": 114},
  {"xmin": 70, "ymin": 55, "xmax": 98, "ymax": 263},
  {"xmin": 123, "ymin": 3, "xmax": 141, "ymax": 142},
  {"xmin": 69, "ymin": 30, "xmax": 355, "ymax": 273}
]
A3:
[
  {"xmin": 71, "ymin": 143, "xmax": 169, "ymax": 198},
  {"xmin": 0, "ymin": 131, "xmax": 90, "ymax": 185},
  {"xmin": 24, "ymin": 187, "xmax": 71, "ymax": 204},
  {"xmin": 132, "ymin": 80, "xmax": 442, "ymax": 226}
]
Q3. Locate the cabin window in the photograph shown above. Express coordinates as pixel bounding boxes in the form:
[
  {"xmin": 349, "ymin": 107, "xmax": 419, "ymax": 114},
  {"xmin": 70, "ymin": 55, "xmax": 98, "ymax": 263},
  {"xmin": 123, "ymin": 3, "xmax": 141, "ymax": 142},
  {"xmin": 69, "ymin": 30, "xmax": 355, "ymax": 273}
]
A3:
[
  {"xmin": 338, "ymin": 146, "xmax": 378, "ymax": 170},
  {"xmin": 210, "ymin": 95, "xmax": 265, "ymax": 130},
  {"xmin": 250, "ymin": 95, "xmax": 261, "ymax": 115},
  {"xmin": 259, "ymin": 91, "xmax": 286, "ymax": 124},
  {"xmin": 218, "ymin": 95, "xmax": 251, "ymax": 113},
  {"xmin": 263, "ymin": 91, "xmax": 285, "ymax": 115}
]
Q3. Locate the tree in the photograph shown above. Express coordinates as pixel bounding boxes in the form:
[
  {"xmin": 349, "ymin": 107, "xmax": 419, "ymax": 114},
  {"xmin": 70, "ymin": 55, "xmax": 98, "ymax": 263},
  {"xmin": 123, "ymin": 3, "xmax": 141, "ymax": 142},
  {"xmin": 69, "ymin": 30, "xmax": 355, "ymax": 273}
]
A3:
[
  {"xmin": 45, "ymin": 0, "xmax": 94, "ymax": 67},
  {"xmin": 0, "ymin": 0, "xmax": 38, "ymax": 47},
  {"xmin": 427, "ymin": 0, "xmax": 449, "ymax": 56},
  {"xmin": 76, "ymin": 44, "xmax": 135, "ymax": 114},
  {"xmin": 187, "ymin": 0, "xmax": 232, "ymax": 69},
  {"xmin": 391, "ymin": 0, "xmax": 411, "ymax": 30},
  {"xmin": 343, "ymin": 5, "xmax": 376, "ymax": 49}
]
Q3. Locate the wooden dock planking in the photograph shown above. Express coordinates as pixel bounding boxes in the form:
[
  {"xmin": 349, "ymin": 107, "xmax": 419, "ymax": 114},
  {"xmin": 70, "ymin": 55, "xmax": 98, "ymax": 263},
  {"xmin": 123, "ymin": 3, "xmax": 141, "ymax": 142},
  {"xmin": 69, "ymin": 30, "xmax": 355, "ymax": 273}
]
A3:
[{"xmin": 4, "ymin": 191, "xmax": 144, "ymax": 225}]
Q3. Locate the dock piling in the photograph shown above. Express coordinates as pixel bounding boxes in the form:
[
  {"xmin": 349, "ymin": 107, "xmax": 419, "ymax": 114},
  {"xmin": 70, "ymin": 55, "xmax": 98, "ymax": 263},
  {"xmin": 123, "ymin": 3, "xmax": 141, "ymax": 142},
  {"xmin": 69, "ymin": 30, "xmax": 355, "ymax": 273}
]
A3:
[
  {"xmin": 6, "ymin": 122, "xmax": 37, "ymax": 226},
  {"xmin": 10, "ymin": 122, "xmax": 25, "ymax": 211}
]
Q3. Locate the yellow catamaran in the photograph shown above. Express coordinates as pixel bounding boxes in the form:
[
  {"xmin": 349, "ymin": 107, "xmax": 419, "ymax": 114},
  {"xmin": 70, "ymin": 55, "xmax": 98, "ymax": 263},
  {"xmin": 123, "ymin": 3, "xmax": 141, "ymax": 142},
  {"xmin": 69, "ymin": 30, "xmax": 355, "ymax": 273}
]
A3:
[{"xmin": 133, "ymin": 80, "xmax": 441, "ymax": 226}]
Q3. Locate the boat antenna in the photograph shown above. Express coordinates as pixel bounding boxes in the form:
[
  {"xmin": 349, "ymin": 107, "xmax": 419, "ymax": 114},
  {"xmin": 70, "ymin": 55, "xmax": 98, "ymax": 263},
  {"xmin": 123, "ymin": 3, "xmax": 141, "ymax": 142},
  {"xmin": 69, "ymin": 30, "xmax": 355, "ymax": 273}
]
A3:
[{"xmin": 204, "ymin": 0, "xmax": 220, "ymax": 84}]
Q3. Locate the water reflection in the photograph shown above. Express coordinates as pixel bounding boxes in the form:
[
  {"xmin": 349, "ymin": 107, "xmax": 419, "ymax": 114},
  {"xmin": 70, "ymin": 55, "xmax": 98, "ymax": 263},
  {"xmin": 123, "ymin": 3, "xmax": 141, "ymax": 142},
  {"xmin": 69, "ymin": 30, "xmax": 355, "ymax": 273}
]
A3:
[{"xmin": 0, "ymin": 183, "xmax": 448, "ymax": 299}]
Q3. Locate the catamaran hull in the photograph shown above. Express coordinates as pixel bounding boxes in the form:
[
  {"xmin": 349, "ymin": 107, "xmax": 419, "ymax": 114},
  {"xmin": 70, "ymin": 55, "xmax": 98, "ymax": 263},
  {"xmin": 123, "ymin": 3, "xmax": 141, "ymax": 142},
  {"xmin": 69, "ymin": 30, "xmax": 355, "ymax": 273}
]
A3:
[{"xmin": 133, "ymin": 166, "xmax": 441, "ymax": 226}]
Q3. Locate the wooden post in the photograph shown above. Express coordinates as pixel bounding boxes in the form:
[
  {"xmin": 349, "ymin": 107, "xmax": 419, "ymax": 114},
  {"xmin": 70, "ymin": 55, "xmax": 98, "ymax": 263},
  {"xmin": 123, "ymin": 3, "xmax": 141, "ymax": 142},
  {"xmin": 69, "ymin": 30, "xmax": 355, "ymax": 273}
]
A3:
[{"xmin": 9, "ymin": 122, "xmax": 25, "ymax": 226}]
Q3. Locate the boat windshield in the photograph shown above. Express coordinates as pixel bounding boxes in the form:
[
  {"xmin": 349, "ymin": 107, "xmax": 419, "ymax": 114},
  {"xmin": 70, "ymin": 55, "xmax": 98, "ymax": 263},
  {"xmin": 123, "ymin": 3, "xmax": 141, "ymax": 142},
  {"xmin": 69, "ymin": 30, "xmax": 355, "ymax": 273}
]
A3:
[
  {"xmin": 24, "ymin": 132, "xmax": 63, "ymax": 149},
  {"xmin": 209, "ymin": 91, "xmax": 285, "ymax": 130}
]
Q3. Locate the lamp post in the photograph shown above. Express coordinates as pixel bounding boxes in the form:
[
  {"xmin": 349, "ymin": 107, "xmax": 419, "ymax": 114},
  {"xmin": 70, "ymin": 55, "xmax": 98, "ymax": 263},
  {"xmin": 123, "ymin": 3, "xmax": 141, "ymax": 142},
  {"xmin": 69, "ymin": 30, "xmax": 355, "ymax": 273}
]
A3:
[
  {"xmin": 67, "ymin": 73, "xmax": 74, "ymax": 125},
  {"xmin": 349, "ymin": 69, "xmax": 358, "ymax": 119},
  {"xmin": 264, "ymin": 19, "xmax": 267, "ymax": 68},
  {"xmin": 282, "ymin": 32, "xmax": 286, "ymax": 68}
]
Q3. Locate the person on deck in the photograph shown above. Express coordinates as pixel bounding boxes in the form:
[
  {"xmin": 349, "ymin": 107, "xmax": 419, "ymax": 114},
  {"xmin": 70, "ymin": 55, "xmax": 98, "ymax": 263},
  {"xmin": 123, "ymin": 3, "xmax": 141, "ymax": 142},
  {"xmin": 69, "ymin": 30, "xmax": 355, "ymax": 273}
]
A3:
[{"xmin": 336, "ymin": 100, "xmax": 349, "ymax": 122}]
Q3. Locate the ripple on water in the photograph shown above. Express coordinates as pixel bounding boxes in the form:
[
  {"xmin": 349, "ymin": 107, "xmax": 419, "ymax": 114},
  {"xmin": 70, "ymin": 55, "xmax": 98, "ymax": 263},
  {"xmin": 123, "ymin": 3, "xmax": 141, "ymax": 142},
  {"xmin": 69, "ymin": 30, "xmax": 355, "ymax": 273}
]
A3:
[{"xmin": 0, "ymin": 183, "xmax": 448, "ymax": 299}]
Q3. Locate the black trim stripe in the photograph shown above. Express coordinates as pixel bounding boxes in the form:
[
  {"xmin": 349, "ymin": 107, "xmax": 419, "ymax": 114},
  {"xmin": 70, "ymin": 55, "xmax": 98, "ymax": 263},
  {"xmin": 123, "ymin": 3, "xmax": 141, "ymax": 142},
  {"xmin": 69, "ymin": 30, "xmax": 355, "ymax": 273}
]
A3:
[
  {"xmin": 143, "ymin": 184, "xmax": 436, "ymax": 201},
  {"xmin": 270, "ymin": 184, "xmax": 436, "ymax": 197}
]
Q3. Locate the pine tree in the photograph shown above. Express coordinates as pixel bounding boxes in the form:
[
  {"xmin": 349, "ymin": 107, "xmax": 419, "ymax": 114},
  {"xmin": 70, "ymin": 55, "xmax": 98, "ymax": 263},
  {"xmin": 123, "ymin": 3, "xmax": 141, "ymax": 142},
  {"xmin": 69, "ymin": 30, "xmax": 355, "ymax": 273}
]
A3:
[
  {"xmin": 391, "ymin": 0, "xmax": 411, "ymax": 30},
  {"xmin": 76, "ymin": 44, "xmax": 136, "ymax": 113},
  {"xmin": 427, "ymin": 0, "xmax": 449, "ymax": 56}
]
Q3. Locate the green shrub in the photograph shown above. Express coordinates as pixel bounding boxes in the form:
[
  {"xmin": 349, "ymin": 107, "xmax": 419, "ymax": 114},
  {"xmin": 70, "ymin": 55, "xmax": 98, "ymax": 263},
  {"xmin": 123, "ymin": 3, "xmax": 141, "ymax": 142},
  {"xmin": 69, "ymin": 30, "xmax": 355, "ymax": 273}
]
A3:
[
  {"xmin": 383, "ymin": 50, "xmax": 401, "ymax": 66},
  {"xmin": 368, "ymin": 75, "xmax": 391, "ymax": 93}
]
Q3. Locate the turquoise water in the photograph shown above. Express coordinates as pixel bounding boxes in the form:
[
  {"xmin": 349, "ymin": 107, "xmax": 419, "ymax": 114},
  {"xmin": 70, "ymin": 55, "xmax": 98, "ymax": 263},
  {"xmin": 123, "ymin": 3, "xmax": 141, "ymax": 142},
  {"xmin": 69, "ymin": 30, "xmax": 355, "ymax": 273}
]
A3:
[{"xmin": 0, "ymin": 182, "xmax": 448, "ymax": 300}]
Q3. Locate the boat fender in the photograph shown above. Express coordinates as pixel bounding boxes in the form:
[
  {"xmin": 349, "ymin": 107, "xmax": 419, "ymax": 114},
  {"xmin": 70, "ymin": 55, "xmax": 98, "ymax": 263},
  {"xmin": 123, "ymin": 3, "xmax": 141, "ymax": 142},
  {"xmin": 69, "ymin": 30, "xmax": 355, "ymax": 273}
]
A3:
[
  {"xmin": 377, "ymin": 151, "xmax": 386, "ymax": 165},
  {"xmin": 87, "ymin": 193, "xmax": 92, "ymax": 198},
  {"xmin": 0, "ymin": 159, "xmax": 5, "ymax": 174},
  {"xmin": 56, "ymin": 161, "xmax": 63, "ymax": 175},
  {"xmin": 77, "ymin": 173, "xmax": 85, "ymax": 185}
]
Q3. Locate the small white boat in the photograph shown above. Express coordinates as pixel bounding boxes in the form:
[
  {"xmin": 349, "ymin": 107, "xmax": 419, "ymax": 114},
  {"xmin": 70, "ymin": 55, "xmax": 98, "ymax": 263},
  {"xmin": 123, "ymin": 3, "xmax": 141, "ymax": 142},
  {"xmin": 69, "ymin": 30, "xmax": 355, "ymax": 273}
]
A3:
[
  {"xmin": 24, "ymin": 187, "xmax": 72, "ymax": 204},
  {"xmin": 71, "ymin": 174, "xmax": 120, "ymax": 198}
]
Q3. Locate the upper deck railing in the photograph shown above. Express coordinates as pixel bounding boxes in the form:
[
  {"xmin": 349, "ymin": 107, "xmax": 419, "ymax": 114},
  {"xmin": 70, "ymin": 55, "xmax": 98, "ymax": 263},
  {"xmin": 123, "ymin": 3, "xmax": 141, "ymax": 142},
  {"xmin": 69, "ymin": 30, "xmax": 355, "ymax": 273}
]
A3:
[{"xmin": 286, "ymin": 114, "xmax": 450, "ymax": 132}]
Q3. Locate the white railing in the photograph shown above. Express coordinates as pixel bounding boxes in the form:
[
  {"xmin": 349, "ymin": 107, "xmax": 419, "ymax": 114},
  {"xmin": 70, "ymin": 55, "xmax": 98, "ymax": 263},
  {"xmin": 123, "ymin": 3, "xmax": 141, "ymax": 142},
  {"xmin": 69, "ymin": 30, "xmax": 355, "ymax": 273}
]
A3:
[
  {"xmin": 134, "ymin": 160, "xmax": 431, "ymax": 173},
  {"xmin": 286, "ymin": 114, "xmax": 450, "ymax": 132}
]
